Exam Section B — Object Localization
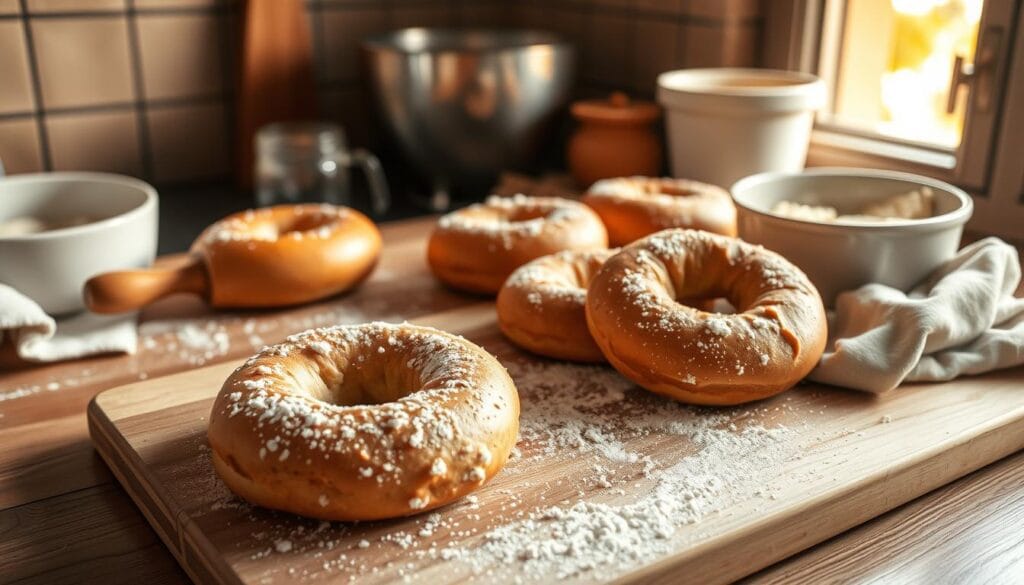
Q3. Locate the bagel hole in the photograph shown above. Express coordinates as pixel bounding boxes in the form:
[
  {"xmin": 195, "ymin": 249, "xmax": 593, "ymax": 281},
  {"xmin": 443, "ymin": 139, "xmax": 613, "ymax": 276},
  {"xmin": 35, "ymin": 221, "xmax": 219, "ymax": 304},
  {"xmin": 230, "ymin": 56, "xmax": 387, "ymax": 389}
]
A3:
[
  {"xmin": 638, "ymin": 182, "xmax": 696, "ymax": 197},
  {"xmin": 659, "ymin": 185, "xmax": 697, "ymax": 197},
  {"xmin": 677, "ymin": 297, "xmax": 736, "ymax": 314},
  {"xmin": 281, "ymin": 212, "xmax": 334, "ymax": 235},
  {"xmin": 506, "ymin": 208, "xmax": 548, "ymax": 222},
  {"xmin": 317, "ymin": 350, "xmax": 422, "ymax": 407}
]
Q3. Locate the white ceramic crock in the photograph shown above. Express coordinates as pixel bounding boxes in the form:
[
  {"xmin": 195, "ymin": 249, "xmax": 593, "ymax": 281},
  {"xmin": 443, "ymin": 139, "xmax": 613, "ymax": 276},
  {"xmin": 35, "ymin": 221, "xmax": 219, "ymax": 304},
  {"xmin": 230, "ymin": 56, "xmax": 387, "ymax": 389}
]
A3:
[
  {"xmin": 657, "ymin": 68, "xmax": 826, "ymax": 189},
  {"xmin": 0, "ymin": 172, "xmax": 159, "ymax": 316},
  {"xmin": 731, "ymin": 167, "xmax": 973, "ymax": 306}
]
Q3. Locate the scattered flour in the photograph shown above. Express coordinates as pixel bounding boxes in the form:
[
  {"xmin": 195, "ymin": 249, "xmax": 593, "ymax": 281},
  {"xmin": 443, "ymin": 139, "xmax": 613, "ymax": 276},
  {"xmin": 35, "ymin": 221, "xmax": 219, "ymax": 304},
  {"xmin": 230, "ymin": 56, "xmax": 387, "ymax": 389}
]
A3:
[{"xmin": 203, "ymin": 355, "xmax": 810, "ymax": 583}]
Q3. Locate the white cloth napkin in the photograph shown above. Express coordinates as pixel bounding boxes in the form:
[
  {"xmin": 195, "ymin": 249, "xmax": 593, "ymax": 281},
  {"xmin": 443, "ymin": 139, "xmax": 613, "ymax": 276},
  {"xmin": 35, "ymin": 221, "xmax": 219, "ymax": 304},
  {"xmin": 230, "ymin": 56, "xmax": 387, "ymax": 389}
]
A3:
[
  {"xmin": 0, "ymin": 284, "xmax": 137, "ymax": 362},
  {"xmin": 809, "ymin": 237, "xmax": 1024, "ymax": 393}
]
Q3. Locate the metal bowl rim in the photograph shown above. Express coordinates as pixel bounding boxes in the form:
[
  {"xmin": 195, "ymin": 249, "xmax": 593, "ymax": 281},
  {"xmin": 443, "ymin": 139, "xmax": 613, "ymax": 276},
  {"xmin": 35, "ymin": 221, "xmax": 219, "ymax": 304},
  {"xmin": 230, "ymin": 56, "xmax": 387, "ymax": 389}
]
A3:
[{"xmin": 362, "ymin": 27, "xmax": 572, "ymax": 55}]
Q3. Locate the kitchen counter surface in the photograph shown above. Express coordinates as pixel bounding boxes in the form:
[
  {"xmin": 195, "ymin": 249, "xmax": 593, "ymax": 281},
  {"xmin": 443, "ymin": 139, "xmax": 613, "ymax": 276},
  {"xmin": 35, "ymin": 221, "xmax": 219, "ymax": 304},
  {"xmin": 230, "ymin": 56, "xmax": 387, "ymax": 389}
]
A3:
[{"xmin": 2, "ymin": 214, "xmax": 1023, "ymax": 584}]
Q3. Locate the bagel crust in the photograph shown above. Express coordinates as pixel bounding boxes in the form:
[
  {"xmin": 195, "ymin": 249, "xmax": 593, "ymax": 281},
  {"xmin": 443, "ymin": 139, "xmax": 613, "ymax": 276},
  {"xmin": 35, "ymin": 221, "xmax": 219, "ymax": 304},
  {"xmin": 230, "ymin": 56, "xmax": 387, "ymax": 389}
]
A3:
[
  {"xmin": 496, "ymin": 249, "xmax": 617, "ymax": 362},
  {"xmin": 427, "ymin": 195, "xmax": 608, "ymax": 294},
  {"xmin": 207, "ymin": 323, "xmax": 520, "ymax": 521},
  {"xmin": 582, "ymin": 176, "xmax": 737, "ymax": 246},
  {"xmin": 585, "ymin": 229, "xmax": 827, "ymax": 405},
  {"xmin": 192, "ymin": 204, "xmax": 381, "ymax": 307}
]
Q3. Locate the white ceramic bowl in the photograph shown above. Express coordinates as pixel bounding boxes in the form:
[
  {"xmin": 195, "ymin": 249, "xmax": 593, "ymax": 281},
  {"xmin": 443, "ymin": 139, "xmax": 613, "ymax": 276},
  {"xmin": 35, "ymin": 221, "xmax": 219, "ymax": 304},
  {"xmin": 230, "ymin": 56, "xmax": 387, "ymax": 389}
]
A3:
[
  {"xmin": 658, "ymin": 68, "xmax": 826, "ymax": 189},
  {"xmin": 0, "ymin": 172, "xmax": 158, "ymax": 315},
  {"xmin": 731, "ymin": 168, "xmax": 973, "ymax": 306}
]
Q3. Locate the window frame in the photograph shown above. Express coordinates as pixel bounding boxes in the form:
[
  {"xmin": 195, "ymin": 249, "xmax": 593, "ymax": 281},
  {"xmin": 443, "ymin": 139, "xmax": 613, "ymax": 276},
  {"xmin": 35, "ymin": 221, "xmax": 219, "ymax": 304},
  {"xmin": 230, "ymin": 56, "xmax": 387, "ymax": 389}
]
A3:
[{"xmin": 763, "ymin": 0, "xmax": 1024, "ymax": 238}]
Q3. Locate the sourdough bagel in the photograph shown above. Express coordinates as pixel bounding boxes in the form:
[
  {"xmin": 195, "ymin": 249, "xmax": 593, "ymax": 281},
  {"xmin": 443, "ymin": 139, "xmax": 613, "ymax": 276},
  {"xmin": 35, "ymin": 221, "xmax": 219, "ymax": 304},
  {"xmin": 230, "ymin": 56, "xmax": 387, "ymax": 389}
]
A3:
[
  {"xmin": 193, "ymin": 204, "xmax": 381, "ymax": 307},
  {"xmin": 496, "ymin": 249, "xmax": 617, "ymax": 362},
  {"xmin": 582, "ymin": 176, "xmax": 737, "ymax": 246},
  {"xmin": 585, "ymin": 229, "xmax": 827, "ymax": 405},
  {"xmin": 207, "ymin": 322, "xmax": 520, "ymax": 521},
  {"xmin": 427, "ymin": 195, "xmax": 608, "ymax": 294}
]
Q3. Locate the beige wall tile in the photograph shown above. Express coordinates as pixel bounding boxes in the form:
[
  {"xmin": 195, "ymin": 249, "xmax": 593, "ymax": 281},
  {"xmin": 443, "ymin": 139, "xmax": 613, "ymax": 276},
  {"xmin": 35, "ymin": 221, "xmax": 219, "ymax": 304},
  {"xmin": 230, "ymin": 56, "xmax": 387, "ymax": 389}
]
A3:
[
  {"xmin": 636, "ymin": 0, "xmax": 682, "ymax": 14},
  {"xmin": 632, "ymin": 18, "xmax": 679, "ymax": 93},
  {"xmin": 32, "ymin": 17, "xmax": 134, "ymax": 108},
  {"xmin": 0, "ymin": 0, "xmax": 21, "ymax": 15},
  {"xmin": 147, "ymin": 103, "xmax": 228, "ymax": 182},
  {"xmin": 391, "ymin": 4, "xmax": 456, "ymax": 29},
  {"xmin": 592, "ymin": 0, "xmax": 634, "ymax": 8},
  {"xmin": 0, "ymin": 119, "xmax": 44, "ymax": 174},
  {"xmin": 26, "ymin": 0, "xmax": 125, "ymax": 12},
  {"xmin": 679, "ymin": 0, "xmax": 761, "ymax": 20},
  {"xmin": 682, "ymin": 22, "xmax": 758, "ymax": 68},
  {"xmin": 0, "ymin": 22, "xmax": 35, "ymax": 114},
  {"xmin": 137, "ymin": 14, "xmax": 224, "ymax": 100},
  {"xmin": 321, "ymin": 7, "xmax": 388, "ymax": 83},
  {"xmin": 136, "ymin": 0, "xmax": 219, "ymax": 8},
  {"xmin": 459, "ymin": 3, "xmax": 504, "ymax": 27},
  {"xmin": 514, "ymin": 3, "xmax": 543, "ymax": 29},
  {"xmin": 584, "ymin": 11, "xmax": 631, "ymax": 87},
  {"xmin": 46, "ymin": 110, "xmax": 142, "ymax": 175}
]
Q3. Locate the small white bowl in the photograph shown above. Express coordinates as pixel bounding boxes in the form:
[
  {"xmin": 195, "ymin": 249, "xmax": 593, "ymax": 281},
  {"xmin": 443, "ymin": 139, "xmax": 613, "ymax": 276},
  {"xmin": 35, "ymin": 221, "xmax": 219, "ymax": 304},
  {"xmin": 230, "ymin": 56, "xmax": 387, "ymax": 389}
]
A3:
[
  {"xmin": 731, "ymin": 167, "xmax": 973, "ymax": 306},
  {"xmin": 658, "ymin": 68, "xmax": 826, "ymax": 189},
  {"xmin": 0, "ymin": 172, "xmax": 158, "ymax": 315}
]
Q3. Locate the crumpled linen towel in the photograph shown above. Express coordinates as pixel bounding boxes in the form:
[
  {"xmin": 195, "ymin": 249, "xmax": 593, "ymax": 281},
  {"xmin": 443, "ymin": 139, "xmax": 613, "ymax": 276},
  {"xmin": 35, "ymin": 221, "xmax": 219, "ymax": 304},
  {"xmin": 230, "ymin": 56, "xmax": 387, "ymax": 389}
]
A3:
[
  {"xmin": 809, "ymin": 237, "xmax": 1024, "ymax": 393},
  {"xmin": 0, "ymin": 284, "xmax": 137, "ymax": 362}
]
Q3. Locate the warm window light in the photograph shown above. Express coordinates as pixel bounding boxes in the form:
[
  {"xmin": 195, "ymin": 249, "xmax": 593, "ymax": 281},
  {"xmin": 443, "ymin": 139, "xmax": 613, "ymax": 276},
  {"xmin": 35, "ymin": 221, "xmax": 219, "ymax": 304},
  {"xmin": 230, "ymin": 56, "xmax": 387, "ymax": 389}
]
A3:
[{"xmin": 833, "ymin": 0, "xmax": 983, "ymax": 148}]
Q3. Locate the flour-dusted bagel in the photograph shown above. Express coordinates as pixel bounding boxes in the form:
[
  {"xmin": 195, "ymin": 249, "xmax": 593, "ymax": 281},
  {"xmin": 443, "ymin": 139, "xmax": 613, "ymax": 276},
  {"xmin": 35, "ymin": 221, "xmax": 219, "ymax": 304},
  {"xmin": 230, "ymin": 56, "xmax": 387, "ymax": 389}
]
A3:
[
  {"xmin": 207, "ymin": 323, "xmax": 520, "ymax": 521},
  {"xmin": 585, "ymin": 229, "xmax": 827, "ymax": 405},
  {"xmin": 427, "ymin": 194, "xmax": 608, "ymax": 295},
  {"xmin": 496, "ymin": 248, "xmax": 618, "ymax": 362},
  {"xmin": 193, "ymin": 204, "xmax": 381, "ymax": 307},
  {"xmin": 582, "ymin": 176, "xmax": 737, "ymax": 246}
]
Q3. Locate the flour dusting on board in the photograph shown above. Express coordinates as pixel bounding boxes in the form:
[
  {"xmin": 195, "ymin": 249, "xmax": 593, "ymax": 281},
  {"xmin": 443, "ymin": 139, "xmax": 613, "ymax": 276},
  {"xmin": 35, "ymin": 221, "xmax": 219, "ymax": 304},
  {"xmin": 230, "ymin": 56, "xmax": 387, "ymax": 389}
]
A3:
[{"xmin": 192, "ymin": 354, "xmax": 811, "ymax": 583}]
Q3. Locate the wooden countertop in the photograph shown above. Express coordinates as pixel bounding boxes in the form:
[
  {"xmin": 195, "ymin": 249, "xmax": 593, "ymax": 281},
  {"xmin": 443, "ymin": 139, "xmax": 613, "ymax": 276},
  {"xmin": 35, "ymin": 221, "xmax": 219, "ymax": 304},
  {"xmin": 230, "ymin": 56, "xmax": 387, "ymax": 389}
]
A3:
[{"xmin": 2, "ymin": 216, "xmax": 1022, "ymax": 584}]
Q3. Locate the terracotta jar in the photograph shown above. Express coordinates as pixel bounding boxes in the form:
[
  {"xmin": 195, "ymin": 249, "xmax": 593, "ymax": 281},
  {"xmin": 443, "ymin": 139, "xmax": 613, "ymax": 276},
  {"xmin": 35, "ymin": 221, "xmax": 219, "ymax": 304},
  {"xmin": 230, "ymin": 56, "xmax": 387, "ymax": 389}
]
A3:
[{"xmin": 567, "ymin": 92, "xmax": 662, "ymax": 189}]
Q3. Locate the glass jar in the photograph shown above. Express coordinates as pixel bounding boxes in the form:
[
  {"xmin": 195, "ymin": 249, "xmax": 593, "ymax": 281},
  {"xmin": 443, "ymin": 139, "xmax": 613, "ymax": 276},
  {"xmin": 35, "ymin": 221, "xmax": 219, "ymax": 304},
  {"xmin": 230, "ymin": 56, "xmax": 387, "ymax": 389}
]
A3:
[{"xmin": 255, "ymin": 122, "xmax": 390, "ymax": 215}]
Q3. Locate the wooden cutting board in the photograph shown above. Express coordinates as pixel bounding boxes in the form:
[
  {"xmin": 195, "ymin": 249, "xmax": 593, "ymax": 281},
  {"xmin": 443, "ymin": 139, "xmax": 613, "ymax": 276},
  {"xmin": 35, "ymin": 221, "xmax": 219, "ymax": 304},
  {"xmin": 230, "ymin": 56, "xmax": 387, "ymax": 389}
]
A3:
[{"xmin": 88, "ymin": 302, "xmax": 1024, "ymax": 585}]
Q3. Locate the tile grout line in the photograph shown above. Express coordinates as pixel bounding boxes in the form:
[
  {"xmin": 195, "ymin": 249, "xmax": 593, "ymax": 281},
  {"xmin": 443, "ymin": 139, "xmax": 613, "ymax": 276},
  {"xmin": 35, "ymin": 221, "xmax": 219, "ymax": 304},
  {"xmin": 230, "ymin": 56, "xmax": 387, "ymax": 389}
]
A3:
[
  {"xmin": 216, "ymin": 0, "xmax": 238, "ymax": 183},
  {"xmin": 17, "ymin": 0, "xmax": 52, "ymax": 171},
  {"xmin": 125, "ymin": 0, "xmax": 155, "ymax": 181}
]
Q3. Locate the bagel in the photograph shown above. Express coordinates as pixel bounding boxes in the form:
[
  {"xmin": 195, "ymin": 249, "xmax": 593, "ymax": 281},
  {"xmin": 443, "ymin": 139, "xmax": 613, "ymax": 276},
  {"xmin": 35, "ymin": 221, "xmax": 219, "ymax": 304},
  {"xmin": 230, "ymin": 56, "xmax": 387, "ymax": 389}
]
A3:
[
  {"xmin": 193, "ymin": 204, "xmax": 381, "ymax": 307},
  {"xmin": 207, "ymin": 322, "xmax": 520, "ymax": 521},
  {"xmin": 427, "ymin": 194, "xmax": 608, "ymax": 294},
  {"xmin": 585, "ymin": 229, "xmax": 827, "ymax": 405},
  {"xmin": 496, "ymin": 248, "xmax": 618, "ymax": 362},
  {"xmin": 582, "ymin": 176, "xmax": 737, "ymax": 246}
]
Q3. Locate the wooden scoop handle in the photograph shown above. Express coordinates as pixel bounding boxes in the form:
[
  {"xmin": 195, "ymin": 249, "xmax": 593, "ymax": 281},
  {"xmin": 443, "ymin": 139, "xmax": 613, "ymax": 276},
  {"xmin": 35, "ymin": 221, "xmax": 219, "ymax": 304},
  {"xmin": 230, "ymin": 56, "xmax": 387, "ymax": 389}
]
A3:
[{"xmin": 83, "ymin": 256, "xmax": 211, "ymax": 314}]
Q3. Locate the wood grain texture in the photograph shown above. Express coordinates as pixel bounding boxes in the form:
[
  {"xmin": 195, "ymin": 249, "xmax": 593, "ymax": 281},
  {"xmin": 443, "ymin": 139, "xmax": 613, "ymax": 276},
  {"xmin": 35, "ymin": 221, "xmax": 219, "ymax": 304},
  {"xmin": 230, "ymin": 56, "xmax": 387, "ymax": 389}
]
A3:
[
  {"xmin": 2, "ymin": 216, "xmax": 1023, "ymax": 584},
  {"xmin": 745, "ymin": 449, "xmax": 1024, "ymax": 584},
  {"xmin": 88, "ymin": 303, "xmax": 1024, "ymax": 584}
]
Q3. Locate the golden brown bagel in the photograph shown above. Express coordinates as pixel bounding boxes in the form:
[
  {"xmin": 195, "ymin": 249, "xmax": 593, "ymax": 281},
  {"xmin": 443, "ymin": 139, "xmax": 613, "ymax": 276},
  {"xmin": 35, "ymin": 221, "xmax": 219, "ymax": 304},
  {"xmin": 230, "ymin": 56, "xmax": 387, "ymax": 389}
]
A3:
[
  {"xmin": 585, "ymin": 229, "xmax": 827, "ymax": 405},
  {"xmin": 496, "ymin": 249, "xmax": 618, "ymax": 362},
  {"xmin": 582, "ymin": 176, "xmax": 737, "ymax": 246},
  {"xmin": 427, "ymin": 195, "xmax": 608, "ymax": 295},
  {"xmin": 207, "ymin": 322, "xmax": 520, "ymax": 521},
  {"xmin": 192, "ymin": 204, "xmax": 381, "ymax": 307}
]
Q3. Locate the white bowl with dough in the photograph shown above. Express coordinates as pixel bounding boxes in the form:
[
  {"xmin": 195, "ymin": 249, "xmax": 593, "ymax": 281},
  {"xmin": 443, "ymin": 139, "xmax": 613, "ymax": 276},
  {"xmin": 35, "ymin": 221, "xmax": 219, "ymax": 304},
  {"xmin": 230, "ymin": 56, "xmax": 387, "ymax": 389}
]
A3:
[
  {"xmin": 0, "ymin": 172, "xmax": 158, "ymax": 315},
  {"xmin": 731, "ymin": 167, "xmax": 973, "ymax": 306}
]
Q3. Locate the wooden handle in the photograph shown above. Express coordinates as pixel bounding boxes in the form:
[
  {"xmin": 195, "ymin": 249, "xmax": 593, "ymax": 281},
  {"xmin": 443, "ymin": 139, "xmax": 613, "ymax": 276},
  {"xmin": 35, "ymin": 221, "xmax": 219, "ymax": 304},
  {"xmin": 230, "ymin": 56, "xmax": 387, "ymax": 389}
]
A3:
[
  {"xmin": 236, "ymin": 0, "xmax": 316, "ymax": 188},
  {"xmin": 83, "ymin": 257, "xmax": 211, "ymax": 314}
]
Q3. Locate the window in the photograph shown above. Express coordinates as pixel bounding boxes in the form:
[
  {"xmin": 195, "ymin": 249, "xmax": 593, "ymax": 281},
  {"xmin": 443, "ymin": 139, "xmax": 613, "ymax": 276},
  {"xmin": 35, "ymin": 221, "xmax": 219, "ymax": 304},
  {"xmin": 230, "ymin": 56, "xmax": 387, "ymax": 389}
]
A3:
[{"xmin": 764, "ymin": 0, "xmax": 1024, "ymax": 238}]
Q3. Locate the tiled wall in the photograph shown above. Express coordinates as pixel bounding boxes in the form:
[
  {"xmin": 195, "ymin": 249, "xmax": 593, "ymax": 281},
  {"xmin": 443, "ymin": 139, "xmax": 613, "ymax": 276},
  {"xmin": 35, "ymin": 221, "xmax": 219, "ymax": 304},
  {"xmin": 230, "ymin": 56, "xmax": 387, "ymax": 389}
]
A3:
[
  {"xmin": 0, "ymin": 0, "xmax": 233, "ymax": 182},
  {"xmin": 0, "ymin": 0, "xmax": 761, "ymax": 184},
  {"xmin": 517, "ymin": 0, "xmax": 762, "ymax": 98}
]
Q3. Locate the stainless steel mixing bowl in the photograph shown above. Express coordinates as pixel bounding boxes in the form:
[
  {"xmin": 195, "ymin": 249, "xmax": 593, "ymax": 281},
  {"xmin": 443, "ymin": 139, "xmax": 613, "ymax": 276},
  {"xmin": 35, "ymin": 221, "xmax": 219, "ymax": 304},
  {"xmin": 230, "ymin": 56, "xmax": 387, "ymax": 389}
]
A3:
[{"xmin": 363, "ymin": 28, "xmax": 574, "ymax": 208}]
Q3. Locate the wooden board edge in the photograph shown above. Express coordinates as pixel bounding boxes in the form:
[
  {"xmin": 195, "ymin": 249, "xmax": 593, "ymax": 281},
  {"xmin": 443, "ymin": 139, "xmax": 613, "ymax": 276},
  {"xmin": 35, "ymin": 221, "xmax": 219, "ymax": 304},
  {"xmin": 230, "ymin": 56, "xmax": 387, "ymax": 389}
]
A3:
[
  {"xmin": 614, "ymin": 411, "xmax": 1024, "ymax": 585},
  {"xmin": 87, "ymin": 396, "xmax": 242, "ymax": 585}
]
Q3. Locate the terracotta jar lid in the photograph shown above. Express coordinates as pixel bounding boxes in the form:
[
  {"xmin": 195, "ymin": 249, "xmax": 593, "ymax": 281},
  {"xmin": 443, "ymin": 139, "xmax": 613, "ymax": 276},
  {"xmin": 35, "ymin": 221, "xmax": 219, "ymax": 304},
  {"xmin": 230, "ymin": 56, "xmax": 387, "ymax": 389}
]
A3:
[{"xmin": 570, "ymin": 92, "xmax": 660, "ymax": 125}]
